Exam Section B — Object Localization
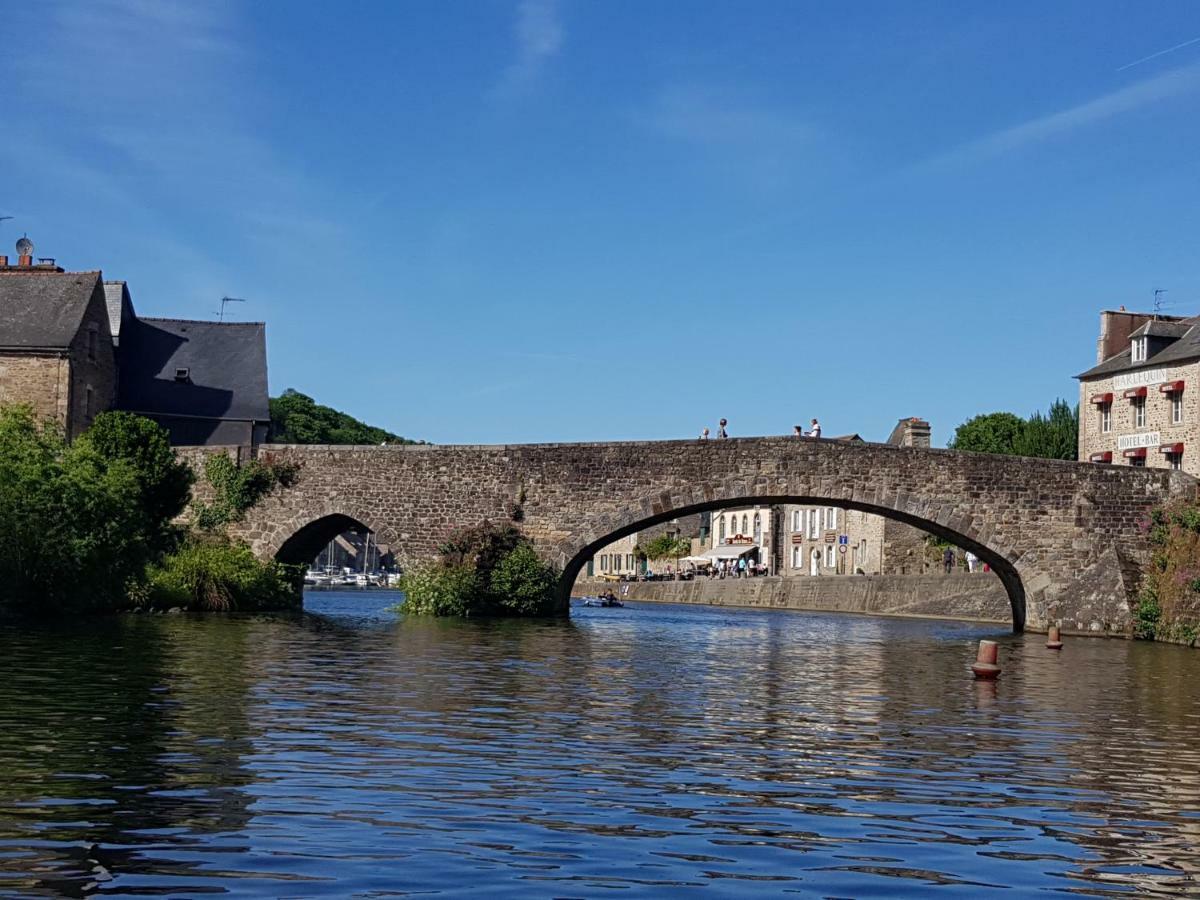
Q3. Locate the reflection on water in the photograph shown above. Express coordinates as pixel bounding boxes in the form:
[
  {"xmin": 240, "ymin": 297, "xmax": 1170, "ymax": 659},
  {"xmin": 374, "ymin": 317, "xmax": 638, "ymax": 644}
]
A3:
[{"xmin": 1, "ymin": 592, "xmax": 1198, "ymax": 896}]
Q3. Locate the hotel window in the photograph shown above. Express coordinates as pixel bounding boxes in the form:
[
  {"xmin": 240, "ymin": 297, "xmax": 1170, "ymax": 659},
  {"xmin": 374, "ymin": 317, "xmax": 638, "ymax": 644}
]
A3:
[
  {"xmin": 827, "ymin": 507, "xmax": 837, "ymax": 530},
  {"xmin": 1172, "ymin": 393, "xmax": 1184, "ymax": 425},
  {"xmin": 753, "ymin": 513, "xmax": 762, "ymax": 542},
  {"xmin": 1100, "ymin": 403, "xmax": 1111, "ymax": 433},
  {"xmin": 792, "ymin": 510, "xmax": 801, "ymax": 532},
  {"xmin": 1168, "ymin": 452, "xmax": 1183, "ymax": 471},
  {"xmin": 1132, "ymin": 337, "xmax": 1147, "ymax": 362},
  {"xmin": 1130, "ymin": 456, "xmax": 1145, "ymax": 468},
  {"xmin": 600, "ymin": 554, "xmax": 608, "ymax": 570},
  {"xmin": 741, "ymin": 514, "xmax": 748, "ymax": 535},
  {"xmin": 807, "ymin": 510, "xmax": 819, "ymax": 539},
  {"xmin": 1134, "ymin": 396, "xmax": 1146, "ymax": 428},
  {"xmin": 792, "ymin": 546, "xmax": 801, "ymax": 568},
  {"xmin": 824, "ymin": 545, "xmax": 835, "ymax": 568}
]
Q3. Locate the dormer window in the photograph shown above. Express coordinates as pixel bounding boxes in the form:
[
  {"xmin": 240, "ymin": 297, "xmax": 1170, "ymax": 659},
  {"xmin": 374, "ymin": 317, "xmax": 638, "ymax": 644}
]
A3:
[
  {"xmin": 1132, "ymin": 336, "xmax": 1148, "ymax": 362},
  {"xmin": 174, "ymin": 367, "xmax": 191, "ymax": 382}
]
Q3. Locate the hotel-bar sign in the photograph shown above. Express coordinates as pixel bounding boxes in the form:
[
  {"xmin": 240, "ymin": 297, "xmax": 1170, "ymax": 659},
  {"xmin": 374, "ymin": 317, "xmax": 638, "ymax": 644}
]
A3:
[
  {"xmin": 1117, "ymin": 431, "xmax": 1161, "ymax": 451},
  {"xmin": 1113, "ymin": 368, "xmax": 1167, "ymax": 392}
]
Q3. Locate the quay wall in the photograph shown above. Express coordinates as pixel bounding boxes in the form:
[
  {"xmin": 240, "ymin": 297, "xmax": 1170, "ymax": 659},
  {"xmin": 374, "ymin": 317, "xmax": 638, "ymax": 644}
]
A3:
[{"xmin": 573, "ymin": 574, "xmax": 1013, "ymax": 625}]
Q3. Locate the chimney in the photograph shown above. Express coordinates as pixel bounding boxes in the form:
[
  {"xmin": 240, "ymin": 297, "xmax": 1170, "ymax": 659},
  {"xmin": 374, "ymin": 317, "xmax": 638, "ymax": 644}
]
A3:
[
  {"xmin": 0, "ymin": 256, "xmax": 7, "ymax": 267},
  {"xmin": 887, "ymin": 417, "xmax": 931, "ymax": 448}
]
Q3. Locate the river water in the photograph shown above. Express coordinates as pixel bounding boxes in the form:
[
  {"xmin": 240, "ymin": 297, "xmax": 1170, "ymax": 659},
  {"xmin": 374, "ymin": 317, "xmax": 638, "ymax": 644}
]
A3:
[{"xmin": 1, "ymin": 593, "xmax": 1199, "ymax": 897}]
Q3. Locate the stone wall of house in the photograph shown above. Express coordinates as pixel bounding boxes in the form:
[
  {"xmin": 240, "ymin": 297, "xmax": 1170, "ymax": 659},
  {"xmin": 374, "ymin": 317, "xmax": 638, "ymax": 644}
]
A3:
[
  {"xmin": 0, "ymin": 352, "xmax": 71, "ymax": 428},
  {"xmin": 175, "ymin": 436, "xmax": 1194, "ymax": 632},
  {"xmin": 66, "ymin": 282, "xmax": 118, "ymax": 439},
  {"xmin": 571, "ymin": 573, "xmax": 1013, "ymax": 626},
  {"xmin": 1079, "ymin": 358, "xmax": 1200, "ymax": 474}
]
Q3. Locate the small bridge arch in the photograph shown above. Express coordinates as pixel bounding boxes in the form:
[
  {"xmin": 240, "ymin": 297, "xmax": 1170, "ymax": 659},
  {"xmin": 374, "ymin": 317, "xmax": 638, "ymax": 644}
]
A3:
[{"xmin": 260, "ymin": 502, "xmax": 394, "ymax": 569}]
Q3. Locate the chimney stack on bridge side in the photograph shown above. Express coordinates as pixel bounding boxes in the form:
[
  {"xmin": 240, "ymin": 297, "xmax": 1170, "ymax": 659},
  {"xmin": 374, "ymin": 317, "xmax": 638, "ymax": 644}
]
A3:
[{"xmin": 887, "ymin": 417, "xmax": 931, "ymax": 448}]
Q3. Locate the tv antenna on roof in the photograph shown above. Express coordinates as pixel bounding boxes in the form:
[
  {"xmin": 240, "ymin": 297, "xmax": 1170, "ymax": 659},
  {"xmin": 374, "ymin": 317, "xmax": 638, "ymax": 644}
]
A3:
[
  {"xmin": 1154, "ymin": 288, "xmax": 1168, "ymax": 318},
  {"xmin": 216, "ymin": 296, "xmax": 247, "ymax": 322}
]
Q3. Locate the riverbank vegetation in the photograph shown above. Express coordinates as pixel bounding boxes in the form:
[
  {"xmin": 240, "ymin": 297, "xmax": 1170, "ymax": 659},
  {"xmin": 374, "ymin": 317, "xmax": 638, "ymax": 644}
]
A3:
[
  {"xmin": 0, "ymin": 406, "xmax": 297, "ymax": 617},
  {"xmin": 948, "ymin": 400, "xmax": 1078, "ymax": 459},
  {"xmin": 397, "ymin": 522, "xmax": 561, "ymax": 617},
  {"xmin": 1136, "ymin": 500, "xmax": 1200, "ymax": 645},
  {"xmin": 270, "ymin": 388, "xmax": 422, "ymax": 445}
]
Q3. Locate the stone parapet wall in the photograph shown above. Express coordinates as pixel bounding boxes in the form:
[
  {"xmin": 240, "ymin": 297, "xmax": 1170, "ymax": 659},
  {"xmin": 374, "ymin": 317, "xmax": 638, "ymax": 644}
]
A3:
[
  {"xmin": 572, "ymin": 574, "xmax": 1013, "ymax": 625},
  {"xmin": 174, "ymin": 436, "xmax": 1194, "ymax": 632}
]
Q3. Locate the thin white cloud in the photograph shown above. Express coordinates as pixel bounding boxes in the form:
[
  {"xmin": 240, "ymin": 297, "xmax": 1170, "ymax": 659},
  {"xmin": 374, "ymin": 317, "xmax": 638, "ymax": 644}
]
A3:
[
  {"xmin": 643, "ymin": 84, "xmax": 825, "ymax": 191},
  {"xmin": 1117, "ymin": 36, "xmax": 1200, "ymax": 73},
  {"xmin": 921, "ymin": 63, "xmax": 1200, "ymax": 170},
  {"xmin": 492, "ymin": 0, "xmax": 563, "ymax": 100}
]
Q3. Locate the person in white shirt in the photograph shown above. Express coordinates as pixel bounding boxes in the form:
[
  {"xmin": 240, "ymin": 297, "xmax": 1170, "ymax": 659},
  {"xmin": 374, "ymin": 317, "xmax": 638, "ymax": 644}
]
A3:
[
  {"xmin": 965, "ymin": 551, "xmax": 978, "ymax": 573},
  {"xmin": 809, "ymin": 418, "xmax": 821, "ymax": 438}
]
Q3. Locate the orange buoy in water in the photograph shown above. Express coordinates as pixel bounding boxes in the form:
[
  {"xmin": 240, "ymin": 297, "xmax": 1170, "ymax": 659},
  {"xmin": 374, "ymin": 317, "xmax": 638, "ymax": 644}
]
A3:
[
  {"xmin": 971, "ymin": 640, "xmax": 1001, "ymax": 679},
  {"xmin": 1046, "ymin": 625, "xmax": 1063, "ymax": 650}
]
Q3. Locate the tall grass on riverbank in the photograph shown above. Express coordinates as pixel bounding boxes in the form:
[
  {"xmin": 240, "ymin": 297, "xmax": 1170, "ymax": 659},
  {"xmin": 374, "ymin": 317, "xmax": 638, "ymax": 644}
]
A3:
[{"xmin": 1138, "ymin": 500, "xmax": 1200, "ymax": 645}]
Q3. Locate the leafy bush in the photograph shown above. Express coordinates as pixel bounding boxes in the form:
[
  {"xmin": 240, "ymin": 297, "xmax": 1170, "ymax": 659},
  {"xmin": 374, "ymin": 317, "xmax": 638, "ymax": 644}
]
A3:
[
  {"xmin": 397, "ymin": 562, "xmax": 481, "ymax": 616},
  {"xmin": 0, "ymin": 407, "xmax": 169, "ymax": 616},
  {"xmin": 193, "ymin": 453, "xmax": 298, "ymax": 529},
  {"xmin": 145, "ymin": 537, "xmax": 301, "ymax": 612},
  {"xmin": 489, "ymin": 543, "xmax": 559, "ymax": 616},
  {"xmin": 397, "ymin": 521, "xmax": 561, "ymax": 618}
]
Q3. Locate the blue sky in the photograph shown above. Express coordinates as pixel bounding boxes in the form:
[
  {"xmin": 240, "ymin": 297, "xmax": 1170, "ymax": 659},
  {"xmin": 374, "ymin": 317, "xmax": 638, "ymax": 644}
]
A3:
[{"xmin": 3, "ymin": 1, "xmax": 1199, "ymax": 445}]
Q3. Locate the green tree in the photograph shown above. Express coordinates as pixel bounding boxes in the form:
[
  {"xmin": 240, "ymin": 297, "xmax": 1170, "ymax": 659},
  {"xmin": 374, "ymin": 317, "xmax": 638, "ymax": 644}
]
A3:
[
  {"xmin": 0, "ymin": 407, "xmax": 147, "ymax": 614},
  {"xmin": 947, "ymin": 412, "xmax": 1026, "ymax": 455},
  {"xmin": 948, "ymin": 400, "xmax": 1078, "ymax": 460},
  {"xmin": 638, "ymin": 533, "xmax": 692, "ymax": 571},
  {"xmin": 1012, "ymin": 399, "xmax": 1078, "ymax": 460},
  {"xmin": 78, "ymin": 411, "xmax": 194, "ymax": 555},
  {"xmin": 269, "ymin": 388, "xmax": 420, "ymax": 445}
]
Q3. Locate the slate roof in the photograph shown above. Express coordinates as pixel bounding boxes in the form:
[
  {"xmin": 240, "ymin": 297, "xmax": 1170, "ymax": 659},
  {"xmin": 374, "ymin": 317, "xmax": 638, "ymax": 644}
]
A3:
[
  {"xmin": 117, "ymin": 317, "xmax": 269, "ymax": 422},
  {"xmin": 1130, "ymin": 319, "xmax": 1192, "ymax": 339},
  {"xmin": 103, "ymin": 281, "xmax": 135, "ymax": 346},
  {"xmin": 1077, "ymin": 316, "xmax": 1200, "ymax": 379},
  {"xmin": 0, "ymin": 271, "xmax": 101, "ymax": 349}
]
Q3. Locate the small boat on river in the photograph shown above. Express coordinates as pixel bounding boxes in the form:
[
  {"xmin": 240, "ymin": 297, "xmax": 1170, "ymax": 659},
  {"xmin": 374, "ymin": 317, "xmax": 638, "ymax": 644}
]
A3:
[{"xmin": 580, "ymin": 593, "xmax": 624, "ymax": 608}]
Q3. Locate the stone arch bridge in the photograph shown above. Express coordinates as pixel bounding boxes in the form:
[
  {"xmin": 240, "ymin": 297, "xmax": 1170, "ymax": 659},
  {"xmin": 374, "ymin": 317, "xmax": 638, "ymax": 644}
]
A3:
[{"xmin": 181, "ymin": 437, "xmax": 1194, "ymax": 633}]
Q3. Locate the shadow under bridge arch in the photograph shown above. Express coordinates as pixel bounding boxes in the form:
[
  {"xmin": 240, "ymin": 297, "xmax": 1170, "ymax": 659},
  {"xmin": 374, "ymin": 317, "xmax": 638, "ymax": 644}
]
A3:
[
  {"xmin": 274, "ymin": 513, "xmax": 382, "ymax": 569},
  {"xmin": 556, "ymin": 495, "xmax": 1028, "ymax": 632}
]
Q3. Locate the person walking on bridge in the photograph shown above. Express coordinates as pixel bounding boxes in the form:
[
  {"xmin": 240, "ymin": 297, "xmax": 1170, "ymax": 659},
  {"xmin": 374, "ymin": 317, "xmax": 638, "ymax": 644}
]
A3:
[
  {"xmin": 808, "ymin": 418, "xmax": 821, "ymax": 438},
  {"xmin": 717, "ymin": 418, "xmax": 728, "ymax": 439},
  {"xmin": 943, "ymin": 546, "xmax": 955, "ymax": 574}
]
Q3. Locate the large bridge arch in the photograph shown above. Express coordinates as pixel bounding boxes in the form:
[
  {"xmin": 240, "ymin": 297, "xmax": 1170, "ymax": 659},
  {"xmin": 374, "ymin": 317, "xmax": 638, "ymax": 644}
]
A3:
[{"xmin": 553, "ymin": 490, "xmax": 1034, "ymax": 630}]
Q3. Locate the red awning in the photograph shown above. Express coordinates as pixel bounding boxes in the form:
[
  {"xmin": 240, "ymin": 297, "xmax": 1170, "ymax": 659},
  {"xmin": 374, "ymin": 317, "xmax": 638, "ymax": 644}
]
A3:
[
  {"xmin": 1123, "ymin": 447, "xmax": 1148, "ymax": 458},
  {"xmin": 1090, "ymin": 392, "xmax": 1113, "ymax": 404},
  {"xmin": 1089, "ymin": 451, "xmax": 1113, "ymax": 463},
  {"xmin": 1124, "ymin": 386, "xmax": 1148, "ymax": 399},
  {"xmin": 1159, "ymin": 443, "xmax": 1184, "ymax": 455},
  {"xmin": 1159, "ymin": 380, "xmax": 1185, "ymax": 394}
]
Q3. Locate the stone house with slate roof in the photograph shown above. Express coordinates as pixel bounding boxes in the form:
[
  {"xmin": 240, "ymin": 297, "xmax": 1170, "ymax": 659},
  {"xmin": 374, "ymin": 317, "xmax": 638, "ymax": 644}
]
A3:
[
  {"xmin": 1077, "ymin": 309, "xmax": 1200, "ymax": 476},
  {"xmin": 0, "ymin": 238, "xmax": 269, "ymax": 447}
]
